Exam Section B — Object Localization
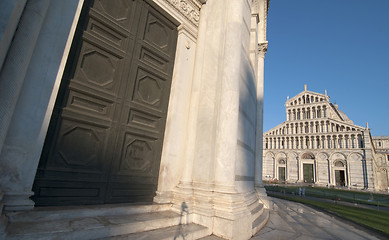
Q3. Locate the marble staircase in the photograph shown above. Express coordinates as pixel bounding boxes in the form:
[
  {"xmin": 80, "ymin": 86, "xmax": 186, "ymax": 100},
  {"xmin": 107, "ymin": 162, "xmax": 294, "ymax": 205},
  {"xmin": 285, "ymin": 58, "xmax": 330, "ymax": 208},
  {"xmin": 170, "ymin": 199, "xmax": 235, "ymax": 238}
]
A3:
[{"xmin": 4, "ymin": 203, "xmax": 210, "ymax": 240}]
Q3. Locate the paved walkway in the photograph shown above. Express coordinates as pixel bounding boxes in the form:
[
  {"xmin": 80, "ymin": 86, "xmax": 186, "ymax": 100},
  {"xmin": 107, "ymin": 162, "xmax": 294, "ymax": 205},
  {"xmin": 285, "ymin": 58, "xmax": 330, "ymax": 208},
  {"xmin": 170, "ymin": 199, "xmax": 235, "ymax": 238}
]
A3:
[{"xmin": 252, "ymin": 198, "xmax": 383, "ymax": 240}]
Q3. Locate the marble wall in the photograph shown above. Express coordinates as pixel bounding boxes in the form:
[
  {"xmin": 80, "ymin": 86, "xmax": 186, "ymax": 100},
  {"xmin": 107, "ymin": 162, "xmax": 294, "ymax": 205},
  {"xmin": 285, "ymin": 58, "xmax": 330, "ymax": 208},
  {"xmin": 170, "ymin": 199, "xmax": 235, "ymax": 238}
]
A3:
[{"xmin": 0, "ymin": 0, "xmax": 270, "ymax": 239}]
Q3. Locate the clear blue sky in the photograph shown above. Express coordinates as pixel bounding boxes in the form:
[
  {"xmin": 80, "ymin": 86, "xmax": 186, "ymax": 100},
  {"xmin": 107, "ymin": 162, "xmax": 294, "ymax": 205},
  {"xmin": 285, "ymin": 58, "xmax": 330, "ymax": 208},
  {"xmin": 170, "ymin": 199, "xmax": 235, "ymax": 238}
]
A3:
[{"xmin": 264, "ymin": 0, "xmax": 389, "ymax": 136}]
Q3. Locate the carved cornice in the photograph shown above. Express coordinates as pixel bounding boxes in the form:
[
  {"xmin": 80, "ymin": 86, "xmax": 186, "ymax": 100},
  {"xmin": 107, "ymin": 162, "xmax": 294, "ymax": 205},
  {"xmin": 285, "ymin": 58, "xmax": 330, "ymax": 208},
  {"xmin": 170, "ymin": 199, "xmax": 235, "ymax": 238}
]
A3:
[
  {"xmin": 252, "ymin": 0, "xmax": 259, "ymax": 15},
  {"xmin": 258, "ymin": 42, "xmax": 268, "ymax": 55},
  {"xmin": 164, "ymin": 0, "xmax": 202, "ymax": 26}
]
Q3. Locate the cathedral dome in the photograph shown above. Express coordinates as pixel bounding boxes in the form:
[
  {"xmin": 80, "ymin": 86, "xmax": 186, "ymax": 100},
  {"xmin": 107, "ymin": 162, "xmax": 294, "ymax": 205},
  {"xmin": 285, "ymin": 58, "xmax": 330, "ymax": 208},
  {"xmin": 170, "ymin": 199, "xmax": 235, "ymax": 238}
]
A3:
[{"xmin": 337, "ymin": 109, "xmax": 353, "ymax": 124}]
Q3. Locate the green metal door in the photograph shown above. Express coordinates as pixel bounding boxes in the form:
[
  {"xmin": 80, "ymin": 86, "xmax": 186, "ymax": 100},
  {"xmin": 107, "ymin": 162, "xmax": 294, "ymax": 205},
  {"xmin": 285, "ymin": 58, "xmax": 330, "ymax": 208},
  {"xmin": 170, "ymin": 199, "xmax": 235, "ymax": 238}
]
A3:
[
  {"xmin": 278, "ymin": 167, "xmax": 286, "ymax": 182},
  {"xmin": 303, "ymin": 164, "xmax": 314, "ymax": 183}
]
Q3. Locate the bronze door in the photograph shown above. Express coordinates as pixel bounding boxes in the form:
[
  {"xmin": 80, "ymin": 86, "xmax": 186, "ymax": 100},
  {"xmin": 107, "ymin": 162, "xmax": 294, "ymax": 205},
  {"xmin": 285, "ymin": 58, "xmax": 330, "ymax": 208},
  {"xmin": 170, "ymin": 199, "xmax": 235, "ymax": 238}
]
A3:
[{"xmin": 33, "ymin": 0, "xmax": 177, "ymax": 206}]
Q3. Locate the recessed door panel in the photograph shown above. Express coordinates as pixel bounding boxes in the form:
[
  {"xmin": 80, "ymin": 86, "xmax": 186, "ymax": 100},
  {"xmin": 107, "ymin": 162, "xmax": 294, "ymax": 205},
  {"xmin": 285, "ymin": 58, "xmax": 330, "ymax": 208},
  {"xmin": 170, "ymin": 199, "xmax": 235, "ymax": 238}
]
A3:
[{"xmin": 303, "ymin": 164, "xmax": 314, "ymax": 183}]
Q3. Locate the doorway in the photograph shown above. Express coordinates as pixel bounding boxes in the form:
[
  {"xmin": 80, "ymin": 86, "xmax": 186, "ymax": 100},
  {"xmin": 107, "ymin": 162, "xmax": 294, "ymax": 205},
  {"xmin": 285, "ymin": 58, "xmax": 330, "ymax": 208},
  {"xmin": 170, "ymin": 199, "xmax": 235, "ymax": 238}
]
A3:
[
  {"xmin": 32, "ymin": 0, "xmax": 178, "ymax": 206},
  {"xmin": 303, "ymin": 164, "xmax": 314, "ymax": 183},
  {"xmin": 335, "ymin": 170, "xmax": 346, "ymax": 187},
  {"xmin": 278, "ymin": 167, "xmax": 286, "ymax": 182}
]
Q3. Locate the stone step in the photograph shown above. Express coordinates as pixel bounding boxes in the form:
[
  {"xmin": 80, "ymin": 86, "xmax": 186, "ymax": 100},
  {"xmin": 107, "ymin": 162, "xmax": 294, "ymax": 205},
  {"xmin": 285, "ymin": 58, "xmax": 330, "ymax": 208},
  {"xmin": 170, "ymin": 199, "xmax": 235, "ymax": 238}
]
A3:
[
  {"xmin": 7, "ymin": 203, "xmax": 171, "ymax": 222},
  {"xmin": 250, "ymin": 203, "xmax": 264, "ymax": 222},
  {"xmin": 101, "ymin": 223, "xmax": 210, "ymax": 240},
  {"xmin": 252, "ymin": 208, "xmax": 270, "ymax": 235},
  {"xmin": 6, "ymin": 210, "xmax": 182, "ymax": 240}
]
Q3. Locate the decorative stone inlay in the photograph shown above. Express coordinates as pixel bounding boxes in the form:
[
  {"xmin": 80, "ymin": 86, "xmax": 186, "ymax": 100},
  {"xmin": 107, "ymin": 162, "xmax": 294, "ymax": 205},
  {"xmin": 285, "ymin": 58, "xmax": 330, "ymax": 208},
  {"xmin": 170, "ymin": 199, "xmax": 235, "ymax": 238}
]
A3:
[
  {"xmin": 164, "ymin": 0, "xmax": 201, "ymax": 26},
  {"xmin": 123, "ymin": 140, "xmax": 152, "ymax": 171}
]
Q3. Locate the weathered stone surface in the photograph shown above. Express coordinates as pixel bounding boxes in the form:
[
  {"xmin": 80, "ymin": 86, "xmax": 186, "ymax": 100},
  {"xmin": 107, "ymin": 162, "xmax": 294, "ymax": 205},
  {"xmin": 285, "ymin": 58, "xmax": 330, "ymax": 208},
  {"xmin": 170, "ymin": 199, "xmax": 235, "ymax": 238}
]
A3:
[{"xmin": 254, "ymin": 198, "xmax": 381, "ymax": 240}]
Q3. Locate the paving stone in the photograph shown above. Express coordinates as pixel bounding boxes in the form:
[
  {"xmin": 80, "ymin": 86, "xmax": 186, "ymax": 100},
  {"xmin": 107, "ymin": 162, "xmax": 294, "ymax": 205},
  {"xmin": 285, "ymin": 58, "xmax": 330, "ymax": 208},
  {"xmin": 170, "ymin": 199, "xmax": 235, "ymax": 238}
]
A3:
[{"xmin": 255, "ymin": 198, "xmax": 381, "ymax": 240}]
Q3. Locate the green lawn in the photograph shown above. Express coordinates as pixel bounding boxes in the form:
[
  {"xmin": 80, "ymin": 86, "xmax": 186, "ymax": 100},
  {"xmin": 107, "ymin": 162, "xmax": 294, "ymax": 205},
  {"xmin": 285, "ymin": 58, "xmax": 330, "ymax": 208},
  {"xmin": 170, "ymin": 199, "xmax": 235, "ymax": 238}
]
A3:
[
  {"xmin": 265, "ymin": 185, "xmax": 389, "ymax": 208},
  {"xmin": 268, "ymin": 193, "xmax": 389, "ymax": 236}
]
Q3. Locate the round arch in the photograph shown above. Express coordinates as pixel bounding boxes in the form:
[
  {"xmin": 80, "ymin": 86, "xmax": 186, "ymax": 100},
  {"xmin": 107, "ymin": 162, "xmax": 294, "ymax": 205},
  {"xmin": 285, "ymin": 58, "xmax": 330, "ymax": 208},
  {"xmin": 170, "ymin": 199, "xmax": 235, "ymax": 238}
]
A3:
[
  {"xmin": 330, "ymin": 152, "xmax": 348, "ymax": 187},
  {"xmin": 275, "ymin": 152, "xmax": 287, "ymax": 182},
  {"xmin": 298, "ymin": 152, "xmax": 316, "ymax": 184}
]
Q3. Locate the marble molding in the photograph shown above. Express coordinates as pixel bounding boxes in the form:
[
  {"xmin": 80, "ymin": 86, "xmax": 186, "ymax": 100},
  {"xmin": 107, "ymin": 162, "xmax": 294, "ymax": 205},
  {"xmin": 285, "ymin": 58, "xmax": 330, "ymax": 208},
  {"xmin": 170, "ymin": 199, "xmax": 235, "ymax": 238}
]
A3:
[{"xmin": 164, "ymin": 0, "xmax": 202, "ymax": 26}]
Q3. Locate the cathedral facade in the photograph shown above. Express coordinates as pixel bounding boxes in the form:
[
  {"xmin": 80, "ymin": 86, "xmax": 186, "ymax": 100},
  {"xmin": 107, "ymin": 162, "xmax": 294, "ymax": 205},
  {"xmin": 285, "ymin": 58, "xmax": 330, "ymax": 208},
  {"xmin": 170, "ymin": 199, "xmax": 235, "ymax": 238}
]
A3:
[{"xmin": 263, "ymin": 86, "xmax": 388, "ymax": 192}]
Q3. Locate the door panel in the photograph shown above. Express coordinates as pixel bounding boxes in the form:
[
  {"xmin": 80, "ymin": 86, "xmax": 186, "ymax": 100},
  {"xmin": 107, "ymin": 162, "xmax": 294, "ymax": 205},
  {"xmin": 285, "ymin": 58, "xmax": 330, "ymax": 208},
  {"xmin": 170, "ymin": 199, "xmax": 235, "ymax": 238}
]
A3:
[
  {"xmin": 303, "ymin": 164, "xmax": 314, "ymax": 183},
  {"xmin": 278, "ymin": 167, "xmax": 286, "ymax": 182},
  {"xmin": 33, "ymin": 0, "xmax": 177, "ymax": 206},
  {"xmin": 335, "ymin": 170, "xmax": 346, "ymax": 187}
]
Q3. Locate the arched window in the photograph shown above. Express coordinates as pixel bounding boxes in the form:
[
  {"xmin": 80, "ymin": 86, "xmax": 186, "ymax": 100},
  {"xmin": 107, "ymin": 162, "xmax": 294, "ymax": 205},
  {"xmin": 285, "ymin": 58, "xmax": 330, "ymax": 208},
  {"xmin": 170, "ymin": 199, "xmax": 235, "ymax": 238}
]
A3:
[{"xmin": 358, "ymin": 136, "xmax": 364, "ymax": 148}]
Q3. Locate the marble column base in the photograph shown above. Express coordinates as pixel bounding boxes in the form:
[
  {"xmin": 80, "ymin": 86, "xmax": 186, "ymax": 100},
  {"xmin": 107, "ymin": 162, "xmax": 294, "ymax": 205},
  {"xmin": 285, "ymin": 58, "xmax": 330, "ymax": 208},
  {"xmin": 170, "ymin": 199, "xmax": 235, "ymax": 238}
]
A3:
[
  {"xmin": 160, "ymin": 182, "xmax": 269, "ymax": 239},
  {"xmin": 153, "ymin": 190, "xmax": 174, "ymax": 204},
  {"xmin": 255, "ymin": 187, "xmax": 272, "ymax": 210},
  {"xmin": 3, "ymin": 191, "xmax": 34, "ymax": 211},
  {"xmin": 0, "ymin": 186, "xmax": 7, "ymax": 238}
]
